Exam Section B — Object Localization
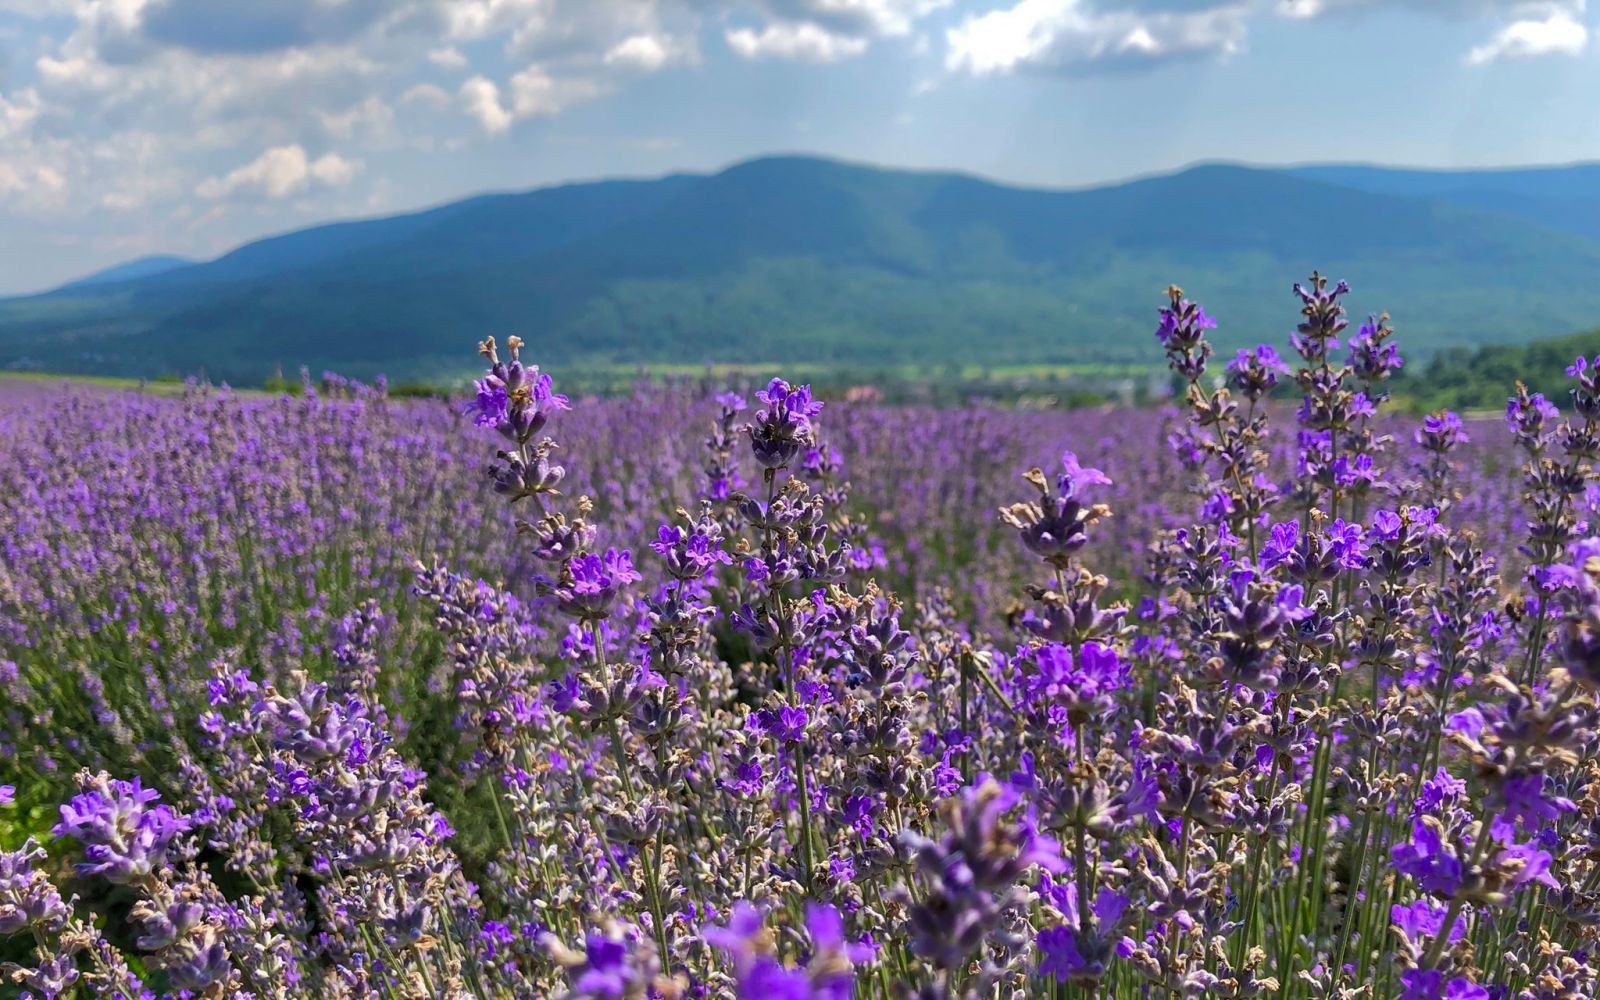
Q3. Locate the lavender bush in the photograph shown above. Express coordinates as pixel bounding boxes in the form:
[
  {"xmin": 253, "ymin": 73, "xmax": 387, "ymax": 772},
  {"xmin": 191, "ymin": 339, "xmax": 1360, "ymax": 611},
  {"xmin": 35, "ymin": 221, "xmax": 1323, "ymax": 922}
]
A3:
[{"xmin": 0, "ymin": 274, "xmax": 1596, "ymax": 998}]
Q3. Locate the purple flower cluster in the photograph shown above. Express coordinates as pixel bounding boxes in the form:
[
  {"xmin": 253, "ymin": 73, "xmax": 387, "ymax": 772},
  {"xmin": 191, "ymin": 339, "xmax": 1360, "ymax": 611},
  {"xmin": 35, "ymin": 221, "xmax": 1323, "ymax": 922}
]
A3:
[{"xmin": 54, "ymin": 773, "xmax": 188, "ymax": 885}]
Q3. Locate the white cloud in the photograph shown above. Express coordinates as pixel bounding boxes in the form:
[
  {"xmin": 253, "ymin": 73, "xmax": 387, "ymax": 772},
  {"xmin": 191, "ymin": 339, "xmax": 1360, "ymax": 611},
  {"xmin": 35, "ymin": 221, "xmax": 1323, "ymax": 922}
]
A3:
[
  {"xmin": 6, "ymin": 0, "xmax": 949, "ymax": 225},
  {"xmin": 20, "ymin": 0, "xmax": 715, "ymax": 175},
  {"xmin": 726, "ymin": 21, "xmax": 871, "ymax": 61},
  {"xmin": 0, "ymin": 87, "xmax": 39, "ymax": 139},
  {"xmin": 196, "ymin": 144, "xmax": 362, "ymax": 199},
  {"xmin": 747, "ymin": 0, "xmax": 950, "ymax": 37},
  {"xmin": 509, "ymin": 63, "xmax": 607, "ymax": 117},
  {"xmin": 317, "ymin": 96, "xmax": 394, "ymax": 140},
  {"xmin": 437, "ymin": 0, "xmax": 697, "ymax": 64},
  {"xmin": 428, "ymin": 3, "xmax": 707, "ymax": 132},
  {"xmin": 458, "ymin": 75, "xmax": 512, "ymax": 134},
  {"xmin": 34, "ymin": 52, "xmax": 118, "ymax": 90},
  {"xmin": 308, "ymin": 150, "xmax": 362, "ymax": 185},
  {"xmin": 1466, "ymin": 4, "xmax": 1588, "ymax": 63},
  {"xmin": 427, "ymin": 45, "xmax": 468, "ymax": 69},
  {"xmin": 0, "ymin": 160, "xmax": 63, "ymax": 198},
  {"xmin": 604, "ymin": 32, "xmax": 686, "ymax": 71},
  {"xmin": 722, "ymin": 0, "xmax": 949, "ymax": 60},
  {"xmin": 457, "ymin": 57, "xmax": 623, "ymax": 135},
  {"xmin": 853, "ymin": 0, "xmax": 954, "ymax": 35},
  {"xmin": 945, "ymin": 0, "xmax": 1248, "ymax": 76},
  {"xmin": 399, "ymin": 81, "xmax": 452, "ymax": 108},
  {"xmin": 1275, "ymin": 0, "xmax": 1326, "ymax": 19},
  {"xmin": 435, "ymin": 0, "xmax": 543, "ymax": 43},
  {"xmin": 1274, "ymin": 0, "xmax": 1592, "ymax": 27},
  {"xmin": 0, "ymin": 87, "xmax": 90, "ymax": 213}
]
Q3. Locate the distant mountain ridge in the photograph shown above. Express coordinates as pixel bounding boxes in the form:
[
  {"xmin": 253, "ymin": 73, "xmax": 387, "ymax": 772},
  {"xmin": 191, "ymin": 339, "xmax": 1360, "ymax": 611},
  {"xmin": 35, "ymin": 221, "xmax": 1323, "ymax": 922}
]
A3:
[
  {"xmin": 1286, "ymin": 163, "xmax": 1600, "ymax": 244},
  {"xmin": 54, "ymin": 255, "xmax": 196, "ymax": 291},
  {"xmin": 6, "ymin": 155, "xmax": 1600, "ymax": 384}
]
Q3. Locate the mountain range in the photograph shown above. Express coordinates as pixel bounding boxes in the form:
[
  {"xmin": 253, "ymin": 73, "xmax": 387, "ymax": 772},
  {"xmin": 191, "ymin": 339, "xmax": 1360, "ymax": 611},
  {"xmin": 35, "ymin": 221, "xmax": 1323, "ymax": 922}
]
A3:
[{"xmin": 5, "ymin": 155, "xmax": 1600, "ymax": 385}]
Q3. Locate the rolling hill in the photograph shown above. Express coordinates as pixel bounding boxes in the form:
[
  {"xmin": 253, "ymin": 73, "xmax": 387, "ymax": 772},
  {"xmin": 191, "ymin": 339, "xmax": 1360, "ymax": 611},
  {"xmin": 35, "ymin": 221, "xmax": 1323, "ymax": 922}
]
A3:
[{"xmin": 5, "ymin": 156, "xmax": 1600, "ymax": 385}]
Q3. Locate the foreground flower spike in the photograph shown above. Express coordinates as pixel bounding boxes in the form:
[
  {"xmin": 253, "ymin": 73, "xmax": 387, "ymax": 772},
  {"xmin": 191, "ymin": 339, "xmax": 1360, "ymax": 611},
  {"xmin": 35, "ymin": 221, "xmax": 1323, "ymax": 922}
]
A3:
[
  {"xmin": 748, "ymin": 376, "xmax": 825, "ymax": 470},
  {"xmin": 998, "ymin": 451, "xmax": 1113, "ymax": 570},
  {"xmin": 547, "ymin": 547, "xmax": 642, "ymax": 620},
  {"xmin": 707, "ymin": 902, "xmax": 869, "ymax": 998},
  {"xmin": 472, "ymin": 334, "xmax": 571, "ymax": 441},
  {"xmin": 1157, "ymin": 285, "xmax": 1216, "ymax": 380},
  {"xmin": 1227, "ymin": 344, "xmax": 1290, "ymax": 400}
]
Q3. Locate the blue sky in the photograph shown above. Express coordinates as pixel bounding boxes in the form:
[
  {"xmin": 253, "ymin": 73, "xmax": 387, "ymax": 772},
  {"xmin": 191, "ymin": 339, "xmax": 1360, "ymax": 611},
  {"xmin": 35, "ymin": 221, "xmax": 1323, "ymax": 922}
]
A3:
[{"xmin": 0, "ymin": 0, "xmax": 1594, "ymax": 293}]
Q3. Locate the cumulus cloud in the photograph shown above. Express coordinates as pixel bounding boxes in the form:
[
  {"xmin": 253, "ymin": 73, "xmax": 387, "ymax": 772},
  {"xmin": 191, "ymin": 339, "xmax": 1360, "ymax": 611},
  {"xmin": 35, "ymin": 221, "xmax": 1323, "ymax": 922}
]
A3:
[
  {"xmin": 432, "ymin": 0, "xmax": 542, "ymax": 44},
  {"xmin": 317, "ymin": 96, "xmax": 394, "ymax": 140},
  {"xmin": 945, "ymin": 0, "xmax": 1248, "ymax": 76},
  {"xmin": 724, "ymin": 0, "xmax": 949, "ymax": 62},
  {"xmin": 941, "ymin": 0, "xmax": 1581, "ymax": 75},
  {"xmin": 1274, "ymin": 0, "xmax": 1327, "ymax": 19},
  {"xmin": 399, "ymin": 82, "xmax": 452, "ymax": 109},
  {"xmin": 726, "ymin": 22, "xmax": 871, "ymax": 61},
  {"xmin": 1275, "ymin": 0, "xmax": 1592, "ymax": 67},
  {"xmin": 748, "ymin": 0, "xmax": 950, "ymax": 37},
  {"xmin": 10, "ymin": 0, "xmax": 947, "ymax": 202},
  {"xmin": 458, "ymin": 75, "xmax": 512, "ymax": 135},
  {"xmin": 1275, "ymin": 0, "xmax": 1577, "ymax": 16},
  {"xmin": 1466, "ymin": 4, "xmax": 1588, "ymax": 63},
  {"xmin": 604, "ymin": 32, "xmax": 689, "ymax": 71},
  {"xmin": 0, "ymin": 160, "xmax": 63, "ymax": 198},
  {"xmin": 438, "ymin": 0, "xmax": 698, "ymax": 63},
  {"xmin": 0, "ymin": 87, "xmax": 39, "ymax": 139},
  {"xmin": 19, "ymin": 1, "xmax": 717, "ymax": 160},
  {"xmin": 509, "ymin": 64, "xmax": 608, "ymax": 117},
  {"xmin": 196, "ymin": 144, "xmax": 362, "ymax": 199},
  {"xmin": 0, "ymin": 86, "xmax": 85, "ymax": 213},
  {"xmin": 456, "ymin": 63, "xmax": 616, "ymax": 137},
  {"xmin": 459, "ymin": 66, "xmax": 616, "ymax": 138},
  {"xmin": 307, "ymin": 151, "xmax": 362, "ymax": 185},
  {"xmin": 424, "ymin": 2, "xmax": 705, "ymax": 134},
  {"xmin": 426, "ymin": 46, "xmax": 468, "ymax": 69}
]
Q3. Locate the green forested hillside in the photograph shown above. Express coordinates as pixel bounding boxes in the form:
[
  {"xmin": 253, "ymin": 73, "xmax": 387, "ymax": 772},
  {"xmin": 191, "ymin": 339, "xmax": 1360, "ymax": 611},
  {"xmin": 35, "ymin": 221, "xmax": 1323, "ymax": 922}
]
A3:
[
  {"xmin": 1399, "ymin": 328, "xmax": 1600, "ymax": 413},
  {"xmin": 6, "ymin": 156, "xmax": 1600, "ymax": 385}
]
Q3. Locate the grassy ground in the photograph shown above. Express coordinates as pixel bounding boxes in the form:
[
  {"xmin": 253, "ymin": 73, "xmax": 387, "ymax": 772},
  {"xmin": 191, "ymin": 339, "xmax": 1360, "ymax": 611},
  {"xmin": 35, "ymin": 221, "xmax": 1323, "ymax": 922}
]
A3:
[
  {"xmin": 2, "ymin": 361, "xmax": 1173, "ymax": 414},
  {"xmin": 0, "ymin": 370, "xmax": 199, "ymax": 396}
]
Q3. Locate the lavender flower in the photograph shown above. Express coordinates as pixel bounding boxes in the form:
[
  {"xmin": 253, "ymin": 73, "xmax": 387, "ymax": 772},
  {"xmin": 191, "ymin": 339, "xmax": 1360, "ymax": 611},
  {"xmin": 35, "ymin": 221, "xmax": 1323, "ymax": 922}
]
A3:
[
  {"xmin": 544, "ymin": 548, "xmax": 643, "ymax": 620},
  {"xmin": 54, "ymin": 772, "xmax": 189, "ymax": 885},
  {"xmin": 1227, "ymin": 344, "xmax": 1290, "ymax": 400},
  {"xmin": 471, "ymin": 334, "xmax": 571, "ymax": 442},
  {"xmin": 0, "ymin": 842, "xmax": 70, "ymax": 936},
  {"xmin": 708, "ymin": 902, "xmax": 869, "ymax": 999},
  {"xmin": 750, "ymin": 378, "xmax": 824, "ymax": 469}
]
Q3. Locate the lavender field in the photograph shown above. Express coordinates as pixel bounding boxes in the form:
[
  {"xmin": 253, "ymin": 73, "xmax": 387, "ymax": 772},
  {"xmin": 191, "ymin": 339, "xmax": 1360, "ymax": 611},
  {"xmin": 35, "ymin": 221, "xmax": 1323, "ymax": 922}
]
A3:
[{"xmin": 0, "ymin": 276, "xmax": 1594, "ymax": 1000}]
